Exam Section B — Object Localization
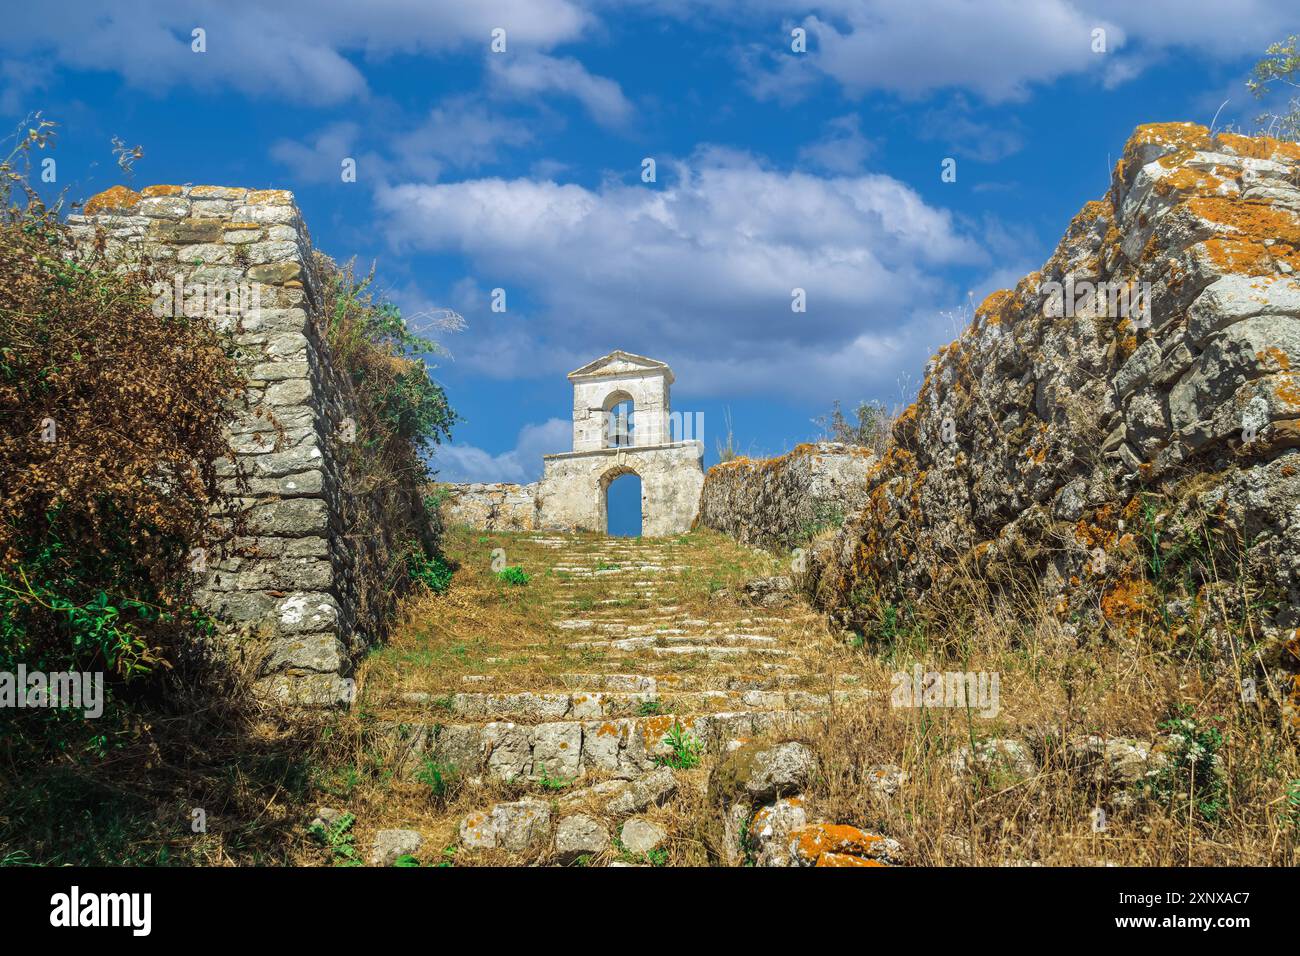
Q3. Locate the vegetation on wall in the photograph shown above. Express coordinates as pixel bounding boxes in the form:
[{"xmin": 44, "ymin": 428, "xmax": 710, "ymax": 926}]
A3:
[
  {"xmin": 0, "ymin": 121, "xmax": 461, "ymax": 865},
  {"xmin": 812, "ymin": 399, "xmax": 895, "ymax": 456},
  {"xmin": 312, "ymin": 253, "xmax": 459, "ymax": 621},
  {"xmin": 1248, "ymin": 34, "xmax": 1300, "ymax": 140},
  {"xmin": 0, "ymin": 120, "xmax": 247, "ymax": 741}
]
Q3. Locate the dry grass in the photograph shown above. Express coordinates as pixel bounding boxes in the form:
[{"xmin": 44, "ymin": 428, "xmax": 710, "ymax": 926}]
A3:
[
  {"xmin": 739, "ymin": 557, "xmax": 1300, "ymax": 867},
  {"xmin": 325, "ymin": 520, "xmax": 1300, "ymax": 867},
  {"xmin": 41, "ymin": 518, "xmax": 1284, "ymax": 869}
]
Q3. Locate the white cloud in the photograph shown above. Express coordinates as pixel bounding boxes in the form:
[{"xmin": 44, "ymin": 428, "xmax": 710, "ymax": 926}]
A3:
[
  {"xmin": 431, "ymin": 417, "xmax": 570, "ymax": 482},
  {"xmin": 488, "ymin": 51, "xmax": 633, "ymax": 127},
  {"xmin": 394, "ymin": 96, "xmax": 535, "ymax": 172},
  {"xmin": 0, "ymin": 0, "xmax": 592, "ymax": 104},
  {"xmin": 270, "ymin": 95, "xmax": 536, "ymax": 186},
  {"xmin": 375, "ymin": 148, "xmax": 991, "ymax": 400},
  {"xmin": 799, "ymin": 1, "xmax": 1123, "ymax": 102},
  {"xmin": 700, "ymin": 0, "xmax": 1300, "ymax": 103},
  {"xmin": 5, "ymin": 0, "xmax": 1298, "ymax": 109}
]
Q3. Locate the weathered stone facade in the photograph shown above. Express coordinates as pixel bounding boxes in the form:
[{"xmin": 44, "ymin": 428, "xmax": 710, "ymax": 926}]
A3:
[
  {"xmin": 800, "ymin": 124, "xmax": 1300, "ymax": 720},
  {"xmin": 441, "ymin": 351, "xmax": 705, "ymax": 536},
  {"xmin": 69, "ymin": 183, "xmax": 427, "ymax": 706},
  {"xmin": 441, "ymin": 482, "xmax": 539, "ymax": 531},
  {"xmin": 695, "ymin": 443, "xmax": 876, "ymax": 551}
]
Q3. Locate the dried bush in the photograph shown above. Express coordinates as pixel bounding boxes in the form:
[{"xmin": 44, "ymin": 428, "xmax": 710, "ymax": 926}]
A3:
[{"xmin": 0, "ymin": 122, "xmax": 247, "ymax": 699}]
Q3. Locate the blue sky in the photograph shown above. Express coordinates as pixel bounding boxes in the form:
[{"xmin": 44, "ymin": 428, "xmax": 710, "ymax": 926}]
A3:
[{"xmin": 4, "ymin": 1, "xmax": 1296, "ymax": 496}]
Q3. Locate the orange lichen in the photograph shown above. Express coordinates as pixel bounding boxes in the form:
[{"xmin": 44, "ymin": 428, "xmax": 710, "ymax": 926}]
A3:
[
  {"xmin": 1275, "ymin": 375, "xmax": 1300, "ymax": 409},
  {"xmin": 790, "ymin": 823, "xmax": 884, "ymax": 864},
  {"xmin": 1214, "ymin": 131, "xmax": 1300, "ymax": 164},
  {"xmin": 1153, "ymin": 165, "xmax": 1224, "ymax": 198},
  {"xmin": 1259, "ymin": 347, "xmax": 1293, "ymax": 372},
  {"xmin": 246, "ymin": 188, "xmax": 294, "ymax": 205},
  {"xmin": 1129, "ymin": 122, "xmax": 1214, "ymax": 153},
  {"xmin": 1187, "ymin": 196, "xmax": 1300, "ymax": 275},
  {"xmin": 82, "ymin": 185, "xmax": 141, "ymax": 216},
  {"xmin": 815, "ymin": 852, "xmax": 885, "ymax": 867},
  {"xmin": 1100, "ymin": 576, "xmax": 1155, "ymax": 632}
]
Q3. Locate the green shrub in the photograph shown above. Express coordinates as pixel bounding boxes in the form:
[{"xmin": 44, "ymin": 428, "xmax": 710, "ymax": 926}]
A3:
[
  {"xmin": 1143, "ymin": 706, "xmax": 1227, "ymax": 824},
  {"xmin": 654, "ymin": 722, "xmax": 702, "ymax": 770},
  {"xmin": 414, "ymin": 757, "xmax": 457, "ymax": 802},
  {"xmin": 496, "ymin": 566, "xmax": 529, "ymax": 586},
  {"xmin": 408, "ymin": 548, "xmax": 453, "ymax": 594}
]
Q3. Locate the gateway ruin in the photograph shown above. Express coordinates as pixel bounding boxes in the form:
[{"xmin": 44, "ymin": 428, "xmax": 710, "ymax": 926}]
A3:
[{"xmin": 442, "ymin": 351, "xmax": 705, "ymax": 536}]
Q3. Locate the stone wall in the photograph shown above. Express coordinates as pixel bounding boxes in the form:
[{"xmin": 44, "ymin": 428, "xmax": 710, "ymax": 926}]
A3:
[
  {"xmin": 695, "ymin": 443, "xmax": 875, "ymax": 551},
  {"xmin": 804, "ymin": 124, "xmax": 1300, "ymax": 722},
  {"xmin": 69, "ymin": 183, "xmax": 426, "ymax": 706},
  {"xmin": 440, "ymin": 482, "xmax": 540, "ymax": 531}
]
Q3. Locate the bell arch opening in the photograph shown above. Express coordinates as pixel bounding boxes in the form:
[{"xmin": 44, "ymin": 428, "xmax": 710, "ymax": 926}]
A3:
[{"xmin": 601, "ymin": 389, "xmax": 636, "ymax": 448}]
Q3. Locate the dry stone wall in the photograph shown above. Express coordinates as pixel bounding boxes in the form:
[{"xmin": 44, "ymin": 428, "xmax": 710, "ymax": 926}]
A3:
[
  {"xmin": 440, "ymin": 481, "xmax": 540, "ymax": 531},
  {"xmin": 802, "ymin": 125, "xmax": 1300, "ymax": 724},
  {"xmin": 695, "ymin": 443, "xmax": 876, "ymax": 551},
  {"xmin": 69, "ymin": 183, "xmax": 424, "ymax": 706}
]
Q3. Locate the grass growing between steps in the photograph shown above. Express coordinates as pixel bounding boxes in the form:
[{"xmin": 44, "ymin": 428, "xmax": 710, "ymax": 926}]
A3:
[
  {"xmin": 357, "ymin": 524, "xmax": 808, "ymax": 704},
  {"xmin": 294, "ymin": 523, "xmax": 859, "ymax": 866}
]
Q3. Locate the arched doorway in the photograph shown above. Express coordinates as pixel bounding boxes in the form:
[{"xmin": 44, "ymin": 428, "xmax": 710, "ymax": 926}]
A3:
[{"xmin": 600, "ymin": 466, "xmax": 643, "ymax": 537}]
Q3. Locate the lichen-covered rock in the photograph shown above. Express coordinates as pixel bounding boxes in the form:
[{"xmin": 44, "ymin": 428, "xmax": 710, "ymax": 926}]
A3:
[
  {"xmin": 459, "ymin": 799, "xmax": 551, "ymax": 852},
  {"xmin": 801, "ymin": 124, "xmax": 1300, "ymax": 721},
  {"xmin": 709, "ymin": 740, "xmax": 817, "ymax": 805},
  {"xmin": 602, "ymin": 767, "xmax": 679, "ymax": 816},
  {"xmin": 1066, "ymin": 735, "xmax": 1165, "ymax": 794},
  {"xmin": 865, "ymin": 763, "xmax": 907, "ymax": 799},
  {"xmin": 619, "ymin": 818, "xmax": 667, "ymax": 855},
  {"xmin": 816, "ymin": 851, "xmax": 887, "ymax": 867},
  {"xmin": 749, "ymin": 796, "xmax": 809, "ymax": 867},
  {"xmin": 787, "ymin": 823, "xmax": 904, "ymax": 867},
  {"xmin": 739, "ymin": 575, "xmax": 794, "ymax": 608},
  {"xmin": 949, "ymin": 739, "xmax": 1037, "ymax": 781},
  {"xmin": 555, "ymin": 814, "xmax": 609, "ymax": 862},
  {"xmin": 309, "ymin": 807, "xmax": 346, "ymax": 831},
  {"xmin": 370, "ymin": 829, "xmax": 422, "ymax": 867}
]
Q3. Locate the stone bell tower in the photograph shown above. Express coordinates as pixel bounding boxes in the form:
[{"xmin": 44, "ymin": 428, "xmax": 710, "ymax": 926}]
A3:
[{"xmin": 536, "ymin": 350, "xmax": 703, "ymax": 536}]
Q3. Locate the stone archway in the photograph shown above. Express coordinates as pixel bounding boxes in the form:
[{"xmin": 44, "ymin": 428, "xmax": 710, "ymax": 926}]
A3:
[{"xmin": 598, "ymin": 464, "xmax": 644, "ymax": 535}]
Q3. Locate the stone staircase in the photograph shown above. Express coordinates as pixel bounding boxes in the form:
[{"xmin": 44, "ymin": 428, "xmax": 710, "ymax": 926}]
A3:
[{"xmin": 357, "ymin": 529, "xmax": 879, "ymax": 865}]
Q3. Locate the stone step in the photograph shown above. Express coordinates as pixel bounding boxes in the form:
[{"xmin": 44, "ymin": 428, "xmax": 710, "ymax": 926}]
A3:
[
  {"xmin": 555, "ymin": 580, "xmax": 669, "ymax": 587},
  {"xmin": 383, "ymin": 709, "xmax": 828, "ymax": 780},
  {"xmin": 561, "ymin": 637, "xmax": 792, "ymax": 659},
  {"xmin": 457, "ymin": 671, "xmax": 869, "ymax": 692},
  {"xmin": 556, "ymin": 600, "xmax": 681, "ymax": 610},
  {"xmin": 549, "ymin": 620, "xmax": 779, "ymax": 635},
  {"xmin": 384, "ymin": 687, "xmax": 876, "ymax": 723},
  {"xmin": 550, "ymin": 622, "xmax": 717, "ymax": 636},
  {"xmin": 550, "ymin": 564, "xmax": 685, "ymax": 573},
  {"xmin": 567, "ymin": 632, "xmax": 779, "ymax": 648}
]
